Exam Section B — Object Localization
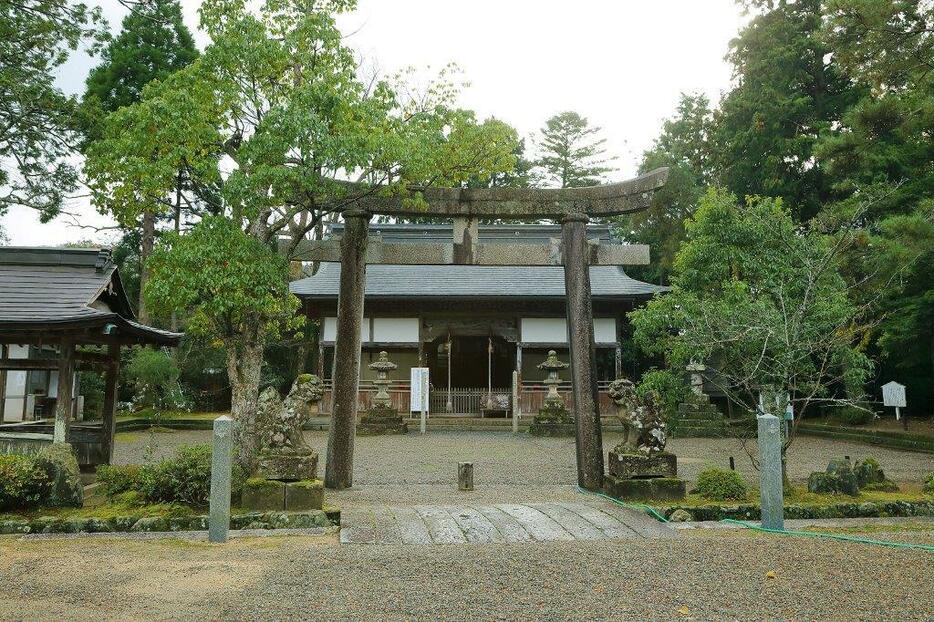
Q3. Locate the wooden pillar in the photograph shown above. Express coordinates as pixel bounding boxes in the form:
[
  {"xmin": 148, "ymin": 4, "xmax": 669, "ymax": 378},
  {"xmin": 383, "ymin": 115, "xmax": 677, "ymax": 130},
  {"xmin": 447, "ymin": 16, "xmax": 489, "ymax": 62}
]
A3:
[
  {"xmin": 100, "ymin": 343, "xmax": 121, "ymax": 464},
  {"xmin": 52, "ymin": 338, "xmax": 76, "ymax": 444},
  {"xmin": 0, "ymin": 344, "xmax": 6, "ymax": 423},
  {"xmin": 561, "ymin": 214, "xmax": 604, "ymax": 491},
  {"xmin": 325, "ymin": 208, "xmax": 370, "ymax": 490}
]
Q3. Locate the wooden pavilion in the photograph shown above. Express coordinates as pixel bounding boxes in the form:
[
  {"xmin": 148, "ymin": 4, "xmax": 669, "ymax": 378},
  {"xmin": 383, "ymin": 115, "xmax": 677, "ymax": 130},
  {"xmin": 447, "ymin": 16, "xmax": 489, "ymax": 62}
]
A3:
[{"xmin": 0, "ymin": 247, "xmax": 180, "ymax": 467}]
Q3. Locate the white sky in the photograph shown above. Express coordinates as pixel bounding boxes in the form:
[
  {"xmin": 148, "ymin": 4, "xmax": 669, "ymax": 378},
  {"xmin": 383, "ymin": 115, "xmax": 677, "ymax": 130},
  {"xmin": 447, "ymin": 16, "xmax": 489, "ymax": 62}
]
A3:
[{"xmin": 3, "ymin": 0, "xmax": 747, "ymax": 246}]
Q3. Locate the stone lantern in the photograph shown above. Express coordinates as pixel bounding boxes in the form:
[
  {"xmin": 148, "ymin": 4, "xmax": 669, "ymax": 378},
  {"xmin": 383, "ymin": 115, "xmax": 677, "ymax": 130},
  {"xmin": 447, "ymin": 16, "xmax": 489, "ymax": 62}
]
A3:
[
  {"xmin": 359, "ymin": 351, "xmax": 408, "ymax": 435},
  {"xmin": 529, "ymin": 350, "xmax": 573, "ymax": 437},
  {"xmin": 538, "ymin": 350, "xmax": 569, "ymax": 406},
  {"xmin": 368, "ymin": 351, "xmax": 397, "ymax": 407}
]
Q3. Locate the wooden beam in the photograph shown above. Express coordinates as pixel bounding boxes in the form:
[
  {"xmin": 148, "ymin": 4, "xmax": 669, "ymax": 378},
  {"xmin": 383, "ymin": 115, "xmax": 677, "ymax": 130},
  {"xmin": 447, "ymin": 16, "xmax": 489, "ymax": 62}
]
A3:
[
  {"xmin": 325, "ymin": 167, "xmax": 668, "ymax": 219},
  {"xmin": 0, "ymin": 358, "xmax": 60, "ymax": 370},
  {"xmin": 288, "ymin": 239, "xmax": 650, "ymax": 266}
]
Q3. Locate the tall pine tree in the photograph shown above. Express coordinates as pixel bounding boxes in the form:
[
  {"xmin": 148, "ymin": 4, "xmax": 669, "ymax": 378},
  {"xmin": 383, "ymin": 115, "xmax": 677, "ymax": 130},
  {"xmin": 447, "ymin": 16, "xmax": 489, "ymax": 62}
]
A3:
[
  {"xmin": 536, "ymin": 111, "xmax": 613, "ymax": 188},
  {"xmin": 82, "ymin": 0, "xmax": 198, "ymax": 324}
]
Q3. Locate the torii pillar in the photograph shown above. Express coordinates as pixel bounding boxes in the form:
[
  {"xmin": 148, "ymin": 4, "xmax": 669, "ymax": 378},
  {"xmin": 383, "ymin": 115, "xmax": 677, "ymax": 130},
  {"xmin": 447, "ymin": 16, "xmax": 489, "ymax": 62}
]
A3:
[{"xmin": 561, "ymin": 213, "xmax": 604, "ymax": 490}]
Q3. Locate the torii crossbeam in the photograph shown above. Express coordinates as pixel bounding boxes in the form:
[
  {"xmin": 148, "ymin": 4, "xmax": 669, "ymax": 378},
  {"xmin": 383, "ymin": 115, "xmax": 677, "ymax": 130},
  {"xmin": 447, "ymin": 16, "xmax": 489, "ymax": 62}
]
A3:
[{"xmin": 312, "ymin": 168, "xmax": 668, "ymax": 491}]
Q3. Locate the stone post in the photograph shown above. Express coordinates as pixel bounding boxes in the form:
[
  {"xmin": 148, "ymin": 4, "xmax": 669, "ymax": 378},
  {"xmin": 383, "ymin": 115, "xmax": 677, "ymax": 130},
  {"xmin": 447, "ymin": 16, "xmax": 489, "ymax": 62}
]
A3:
[
  {"xmin": 511, "ymin": 370, "xmax": 519, "ymax": 434},
  {"xmin": 458, "ymin": 462, "xmax": 474, "ymax": 491},
  {"xmin": 325, "ymin": 209, "xmax": 370, "ymax": 489},
  {"xmin": 561, "ymin": 213, "xmax": 604, "ymax": 491},
  {"xmin": 757, "ymin": 413, "xmax": 784, "ymax": 530},
  {"xmin": 209, "ymin": 415, "xmax": 233, "ymax": 543}
]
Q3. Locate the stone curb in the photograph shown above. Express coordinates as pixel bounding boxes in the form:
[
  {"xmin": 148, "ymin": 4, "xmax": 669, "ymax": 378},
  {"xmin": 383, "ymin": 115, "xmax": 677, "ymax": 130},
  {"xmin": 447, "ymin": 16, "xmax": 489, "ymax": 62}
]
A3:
[
  {"xmin": 0, "ymin": 508, "xmax": 339, "ymax": 535},
  {"xmin": 658, "ymin": 500, "xmax": 934, "ymax": 522},
  {"xmin": 17, "ymin": 525, "xmax": 340, "ymax": 541}
]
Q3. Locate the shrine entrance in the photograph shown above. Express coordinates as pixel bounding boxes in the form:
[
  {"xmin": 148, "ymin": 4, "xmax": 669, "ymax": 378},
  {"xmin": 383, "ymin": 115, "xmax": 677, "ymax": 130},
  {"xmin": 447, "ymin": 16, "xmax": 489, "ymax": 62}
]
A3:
[{"xmin": 294, "ymin": 167, "xmax": 670, "ymax": 491}]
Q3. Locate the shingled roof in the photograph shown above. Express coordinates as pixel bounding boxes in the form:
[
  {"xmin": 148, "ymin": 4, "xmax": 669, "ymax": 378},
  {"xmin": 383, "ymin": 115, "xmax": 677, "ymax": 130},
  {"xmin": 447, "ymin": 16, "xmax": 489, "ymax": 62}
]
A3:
[
  {"xmin": 291, "ymin": 263, "xmax": 666, "ymax": 300},
  {"xmin": 0, "ymin": 247, "xmax": 180, "ymax": 345}
]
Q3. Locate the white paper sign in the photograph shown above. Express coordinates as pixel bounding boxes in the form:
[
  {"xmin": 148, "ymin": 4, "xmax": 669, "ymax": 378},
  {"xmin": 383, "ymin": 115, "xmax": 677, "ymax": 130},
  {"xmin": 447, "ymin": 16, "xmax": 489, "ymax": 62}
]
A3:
[
  {"xmin": 410, "ymin": 367, "xmax": 429, "ymax": 412},
  {"xmin": 882, "ymin": 381, "xmax": 906, "ymax": 408}
]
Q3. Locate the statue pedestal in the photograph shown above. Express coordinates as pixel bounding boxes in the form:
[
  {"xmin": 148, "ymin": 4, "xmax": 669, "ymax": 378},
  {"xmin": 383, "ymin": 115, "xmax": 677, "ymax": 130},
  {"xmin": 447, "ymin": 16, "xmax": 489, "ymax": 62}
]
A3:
[
  {"xmin": 528, "ymin": 401, "xmax": 575, "ymax": 437},
  {"xmin": 674, "ymin": 397, "xmax": 728, "ymax": 438},
  {"xmin": 604, "ymin": 447, "xmax": 685, "ymax": 501},
  {"xmin": 242, "ymin": 479, "xmax": 324, "ymax": 511},
  {"xmin": 358, "ymin": 404, "xmax": 408, "ymax": 436},
  {"xmin": 256, "ymin": 450, "xmax": 318, "ymax": 482}
]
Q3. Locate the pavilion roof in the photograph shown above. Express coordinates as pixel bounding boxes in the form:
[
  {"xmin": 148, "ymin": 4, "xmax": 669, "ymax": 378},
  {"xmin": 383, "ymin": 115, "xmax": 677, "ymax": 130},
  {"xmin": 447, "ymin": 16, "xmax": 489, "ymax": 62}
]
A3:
[
  {"xmin": 0, "ymin": 247, "xmax": 181, "ymax": 346},
  {"xmin": 290, "ymin": 263, "xmax": 667, "ymax": 300}
]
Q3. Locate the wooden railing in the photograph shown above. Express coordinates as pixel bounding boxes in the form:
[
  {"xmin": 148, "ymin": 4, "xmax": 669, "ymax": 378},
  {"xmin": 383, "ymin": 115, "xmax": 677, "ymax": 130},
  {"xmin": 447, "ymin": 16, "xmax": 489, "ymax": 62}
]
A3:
[{"xmin": 320, "ymin": 380, "xmax": 616, "ymax": 417}]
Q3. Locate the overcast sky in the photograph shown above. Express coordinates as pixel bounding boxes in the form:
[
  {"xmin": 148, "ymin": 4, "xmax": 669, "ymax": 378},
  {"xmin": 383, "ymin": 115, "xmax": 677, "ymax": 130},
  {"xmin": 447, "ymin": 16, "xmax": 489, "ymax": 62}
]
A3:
[{"xmin": 3, "ymin": 0, "xmax": 748, "ymax": 246}]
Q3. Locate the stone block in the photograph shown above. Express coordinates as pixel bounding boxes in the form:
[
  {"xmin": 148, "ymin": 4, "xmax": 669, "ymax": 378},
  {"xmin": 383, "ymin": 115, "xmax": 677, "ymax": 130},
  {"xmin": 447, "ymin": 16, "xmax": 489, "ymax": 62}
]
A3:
[
  {"xmin": 285, "ymin": 479, "xmax": 324, "ymax": 511},
  {"xmin": 241, "ymin": 478, "xmax": 286, "ymax": 511},
  {"xmin": 608, "ymin": 451, "xmax": 677, "ymax": 479},
  {"xmin": 358, "ymin": 404, "xmax": 408, "ymax": 436},
  {"xmin": 604, "ymin": 475, "xmax": 686, "ymax": 501},
  {"xmin": 257, "ymin": 451, "xmax": 318, "ymax": 482}
]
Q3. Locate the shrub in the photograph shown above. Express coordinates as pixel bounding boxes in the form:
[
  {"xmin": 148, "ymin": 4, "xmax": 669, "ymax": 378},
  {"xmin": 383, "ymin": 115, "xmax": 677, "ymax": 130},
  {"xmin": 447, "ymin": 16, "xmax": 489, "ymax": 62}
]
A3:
[
  {"xmin": 924, "ymin": 473, "xmax": 933, "ymax": 494},
  {"xmin": 694, "ymin": 467, "xmax": 749, "ymax": 501},
  {"xmin": 0, "ymin": 454, "xmax": 51, "ymax": 511},
  {"xmin": 831, "ymin": 406, "xmax": 874, "ymax": 426},
  {"xmin": 96, "ymin": 464, "xmax": 143, "ymax": 498},
  {"xmin": 126, "ymin": 348, "xmax": 189, "ymax": 414},
  {"xmin": 138, "ymin": 444, "xmax": 243, "ymax": 506}
]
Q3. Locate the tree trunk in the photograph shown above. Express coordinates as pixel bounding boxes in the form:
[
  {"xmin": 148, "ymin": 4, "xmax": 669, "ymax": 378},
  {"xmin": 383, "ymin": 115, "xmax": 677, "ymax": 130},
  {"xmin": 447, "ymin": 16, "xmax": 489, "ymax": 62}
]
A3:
[
  {"xmin": 138, "ymin": 211, "xmax": 156, "ymax": 325},
  {"xmin": 225, "ymin": 328, "xmax": 265, "ymax": 474}
]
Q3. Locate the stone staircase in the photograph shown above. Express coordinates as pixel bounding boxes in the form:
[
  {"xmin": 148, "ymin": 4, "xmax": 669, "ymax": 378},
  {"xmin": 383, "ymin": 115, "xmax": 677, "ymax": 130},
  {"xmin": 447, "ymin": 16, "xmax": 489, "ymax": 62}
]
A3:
[{"xmin": 672, "ymin": 398, "xmax": 729, "ymax": 438}]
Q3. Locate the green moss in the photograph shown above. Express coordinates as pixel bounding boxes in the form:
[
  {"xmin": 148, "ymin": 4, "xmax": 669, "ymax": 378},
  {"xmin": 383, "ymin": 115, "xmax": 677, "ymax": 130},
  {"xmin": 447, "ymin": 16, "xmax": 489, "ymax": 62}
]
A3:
[
  {"xmin": 289, "ymin": 479, "xmax": 323, "ymax": 489},
  {"xmin": 694, "ymin": 467, "xmax": 749, "ymax": 501}
]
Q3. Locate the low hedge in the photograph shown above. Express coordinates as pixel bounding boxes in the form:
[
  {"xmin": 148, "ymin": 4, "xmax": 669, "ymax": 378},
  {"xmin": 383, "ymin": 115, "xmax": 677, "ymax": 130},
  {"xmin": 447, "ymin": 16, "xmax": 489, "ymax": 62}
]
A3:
[
  {"xmin": 659, "ymin": 500, "xmax": 934, "ymax": 522},
  {"xmin": 96, "ymin": 444, "xmax": 244, "ymax": 506}
]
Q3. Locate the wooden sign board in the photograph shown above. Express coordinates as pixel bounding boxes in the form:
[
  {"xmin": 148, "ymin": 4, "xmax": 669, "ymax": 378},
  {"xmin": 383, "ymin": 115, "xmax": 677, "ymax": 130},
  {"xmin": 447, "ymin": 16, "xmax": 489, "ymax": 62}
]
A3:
[{"xmin": 882, "ymin": 381, "xmax": 906, "ymax": 408}]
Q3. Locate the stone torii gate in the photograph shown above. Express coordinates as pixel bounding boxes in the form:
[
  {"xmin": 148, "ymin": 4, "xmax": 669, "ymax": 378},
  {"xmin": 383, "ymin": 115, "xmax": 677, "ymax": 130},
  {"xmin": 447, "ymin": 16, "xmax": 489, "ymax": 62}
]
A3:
[{"xmin": 296, "ymin": 167, "xmax": 669, "ymax": 491}]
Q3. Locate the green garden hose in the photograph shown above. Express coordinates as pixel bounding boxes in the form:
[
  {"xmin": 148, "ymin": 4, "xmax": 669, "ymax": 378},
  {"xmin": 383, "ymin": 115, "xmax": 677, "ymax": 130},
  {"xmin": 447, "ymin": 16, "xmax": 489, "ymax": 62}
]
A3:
[{"xmin": 577, "ymin": 485, "xmax": 934, "ymax": 552}]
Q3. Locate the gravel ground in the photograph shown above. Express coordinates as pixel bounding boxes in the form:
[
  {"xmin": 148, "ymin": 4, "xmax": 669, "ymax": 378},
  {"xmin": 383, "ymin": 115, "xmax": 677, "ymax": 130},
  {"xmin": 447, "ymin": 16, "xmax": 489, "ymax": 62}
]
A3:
[
  {"xmin": 113, "ymin": 429, "xmax": 934, "ymax": 508},
  {"xmin": 1, "ymin": 529, "xmax": 932, "ymax": 621}
]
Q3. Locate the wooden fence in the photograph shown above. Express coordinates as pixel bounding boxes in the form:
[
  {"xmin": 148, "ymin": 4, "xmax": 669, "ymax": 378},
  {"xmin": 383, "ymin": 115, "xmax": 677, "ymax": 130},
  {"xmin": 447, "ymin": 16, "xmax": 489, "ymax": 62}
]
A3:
[{"xmin": 321, "ymin": 380, "xmax": 616, "ymax": 417}]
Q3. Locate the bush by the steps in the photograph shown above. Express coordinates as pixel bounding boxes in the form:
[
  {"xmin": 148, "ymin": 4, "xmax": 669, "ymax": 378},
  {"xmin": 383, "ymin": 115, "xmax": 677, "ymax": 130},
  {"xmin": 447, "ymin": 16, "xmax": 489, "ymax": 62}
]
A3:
[{"xmin": 694, "ymin": 467, "xmax": 749, "ymax": 501}]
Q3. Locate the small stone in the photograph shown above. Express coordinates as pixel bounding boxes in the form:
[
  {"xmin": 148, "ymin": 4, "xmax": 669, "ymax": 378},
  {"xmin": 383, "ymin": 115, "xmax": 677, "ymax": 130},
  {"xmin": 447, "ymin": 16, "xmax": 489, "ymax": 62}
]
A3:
[{"xmin": 669, "ymin": 509, "xmax": 693, "ymax": 522}]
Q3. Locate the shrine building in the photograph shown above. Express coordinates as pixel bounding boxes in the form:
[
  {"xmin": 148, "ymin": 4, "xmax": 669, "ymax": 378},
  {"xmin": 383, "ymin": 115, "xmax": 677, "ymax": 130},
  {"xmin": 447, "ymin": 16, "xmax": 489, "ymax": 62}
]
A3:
[{"xmin": 290, "ymin": 223, "xmax": 665, "ymax": 418}]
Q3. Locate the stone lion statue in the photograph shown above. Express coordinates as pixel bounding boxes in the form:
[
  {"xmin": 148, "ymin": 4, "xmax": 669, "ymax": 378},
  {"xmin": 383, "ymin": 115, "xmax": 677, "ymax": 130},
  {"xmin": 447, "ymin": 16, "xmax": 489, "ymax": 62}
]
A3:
[
  {"xmin": 256, "ymin": 374, "xmax": 324, "ymax": 480},
  {"xmin": 607, "ymin": 377, "xmax": 667, "ymax": 454}
]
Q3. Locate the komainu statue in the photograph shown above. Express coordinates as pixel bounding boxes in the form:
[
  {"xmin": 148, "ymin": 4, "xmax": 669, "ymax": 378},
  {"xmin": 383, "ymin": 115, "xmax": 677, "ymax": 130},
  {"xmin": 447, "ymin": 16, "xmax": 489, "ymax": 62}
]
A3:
[
  {"xmin": 607, "ymin": 377, "xmax": 667, "ymax": 455},
  {"xmin": 256, "ymin": 374, "xmax": 324, "ymax": 481}
]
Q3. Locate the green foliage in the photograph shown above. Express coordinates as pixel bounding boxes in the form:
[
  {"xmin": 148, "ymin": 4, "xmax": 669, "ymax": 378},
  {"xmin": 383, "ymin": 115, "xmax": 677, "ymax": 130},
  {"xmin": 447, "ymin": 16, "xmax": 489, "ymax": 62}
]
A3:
[
  {"xmin": 0, "ymin": 454, "xmax": 51, "ymax": 511},
  {"xmin": 635, "ymin": 369, "xmax": 688, "ymax": 420},
  {"xmin": 77, "ymin": 370, "xmax": 105, "ymax": 418},
  {"xmin": 139, "ymin": 444, "xmax": 244, "ymax": 506},
  {"xmin": 0, "ymin": 0, "xmax": 104, "ymax": 219},
  {"xmin": 713, "ymin": 0, "xmax": 862, "ymax": 221},
  {"xmin": 924, "ymin": 473, "xmax": 934, "ymax": 494},
  {"xmin": 617, "ymin": 93, "xmax": 715, "ymax": 285},
  {"xmin": 83, "ymin": 0, "xmax": 198, "ymax": 117},
  {"xmin": 536, "ymin": 111, "xmax": 613, "ymax": 188},
  {"xmin": 829, "ymin": 405, "xmax": 874, "ymax": 426},
  {"xmin": 126, "ymin": 348, "xmax": 188, "ymax": 412},
  {"xmin": 694, "ymin": 467, "xmax": 749, "ymax": 501},
  {"xmin": 630, "ymin": 188, "xmax": 872, "ymax": 416},
  {"xmin": 146, "ymin": 217, "xmax": 302, "ymax": 343},
  {"xmin": 96, "ymin": 465, "xmax": 143, "ymax": 499}
]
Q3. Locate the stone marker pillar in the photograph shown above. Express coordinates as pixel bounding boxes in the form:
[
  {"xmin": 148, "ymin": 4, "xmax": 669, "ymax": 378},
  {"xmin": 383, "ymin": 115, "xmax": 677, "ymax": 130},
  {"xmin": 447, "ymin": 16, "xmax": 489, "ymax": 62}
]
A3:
[
  {"xmin": 209, "ymin": 415, "xmax": 233, "ymax": 543},
  {"xmin": 757, "ymin": 413, "xmax": 784, "ymax": 530},
  {"xmin": 561, "ymin": 213, "xmax": 604, "ymax": 491},
  {"xmin": 458, "ymin": 462, "xmax": 474, "ymax": 491},
  {"xmin": 326, "ymin": 208, "xmax": 370, "ymax": 489}
]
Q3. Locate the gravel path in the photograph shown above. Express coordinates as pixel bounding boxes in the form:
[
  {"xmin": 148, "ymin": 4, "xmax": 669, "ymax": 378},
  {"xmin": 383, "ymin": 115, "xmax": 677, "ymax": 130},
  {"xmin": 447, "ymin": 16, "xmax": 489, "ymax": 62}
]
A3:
[
  {"xmin": 1, "ymin": 529, "xmax": 932, "ymax": 620},
  {"xmin": 113, "ymin": 429, "xmax": 934, "ymax": 509}
]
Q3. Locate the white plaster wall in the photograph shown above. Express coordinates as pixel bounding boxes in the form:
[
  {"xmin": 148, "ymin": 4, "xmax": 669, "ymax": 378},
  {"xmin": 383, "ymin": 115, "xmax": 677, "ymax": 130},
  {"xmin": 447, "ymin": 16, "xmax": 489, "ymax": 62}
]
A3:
[
  {"xmin": 323, "ymin": 317, "xmax": 370, "ymax": 343},
  {"xmin": 372, "ymin": 318, "xmax": 419, "ymax": 343},
  {"xmin": 520, "ymin": 318, "xmax": 617, "ymax": 344}
]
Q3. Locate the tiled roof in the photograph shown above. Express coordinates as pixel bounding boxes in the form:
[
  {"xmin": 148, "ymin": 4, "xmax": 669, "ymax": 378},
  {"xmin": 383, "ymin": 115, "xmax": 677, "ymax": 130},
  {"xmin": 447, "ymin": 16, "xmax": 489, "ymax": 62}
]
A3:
[{"xmin": 291, "ymin": 263, "xmax": 667, "ymax": 299}]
